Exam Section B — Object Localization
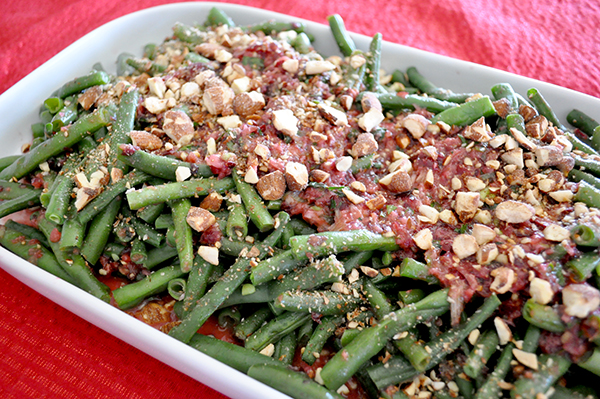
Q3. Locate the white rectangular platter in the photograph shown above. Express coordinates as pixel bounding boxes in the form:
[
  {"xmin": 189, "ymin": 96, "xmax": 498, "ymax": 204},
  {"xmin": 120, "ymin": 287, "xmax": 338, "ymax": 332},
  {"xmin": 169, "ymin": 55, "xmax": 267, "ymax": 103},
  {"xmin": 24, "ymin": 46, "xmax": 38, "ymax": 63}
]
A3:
[{"xmin": 0, "ymin": 2, "xmax": 598, "ymax": 398}]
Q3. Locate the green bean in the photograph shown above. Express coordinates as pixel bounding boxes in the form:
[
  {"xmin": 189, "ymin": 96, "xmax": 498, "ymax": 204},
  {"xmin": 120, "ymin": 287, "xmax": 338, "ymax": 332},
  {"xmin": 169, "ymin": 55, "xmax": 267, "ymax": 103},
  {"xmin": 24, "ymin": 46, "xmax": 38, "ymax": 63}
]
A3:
[
  {"xmin": 0, "ymin": 225, "xmax": 76, "ymax": 284},
  {"xmin": 518, "ymin": 326, "xmax": 539, "ymax": 355},
  {"xmin": 0, "ymin": 155, "xmax": 20, "ymax": 173},
  {"xmin": 78, "ymin": 170, "xmax": 151, "ymax": 223},
  {"xmin": 491, "ymin": 82, "xmax": 519, "ymax": 111},
  {"xmin": 340, "ymin": 251, "xmax": 373, "ymax": 274},
  {"xmin": 399, "ymin": 257, "xmax": 439, "ymax": 284},
  {"xmin": 507, "ymin": 113, "xmax": 526, "ymax": 134},
  {"xmin": 398, "ymin": 289, "xmax": 425, "ymax": 305},
  {"xmin": 49, "ymin": 97, "xmax": 78, "ymax": 132},
  {"xmin": 274, "ymin": 290, "xmax": 362, "ymax": 315},
  {"xmin": 173, "ymin": 22, "xmax": 205, "ymax": 44},
  {"xmin": 577, "ymin": 347, "xmax": 600, "ymax": 377},
  {"xmin": 365, "ymin": 33, "xmax": 382, "ymax": 92},
  {"xmin": 273, "ymin": 333, "xmax": 296, "ymax": 365},
  {"xmin": 245, "ymin": 311, "xmax": 311, "ymax": 352},
  {"xmin": 129, "ymin": 237, "xmax": 147, "ymax": 265},
  {"xmin": 169, "ymin": 198, "xmax": 194, "ymax": 273},
  {"xmin": 290, "ymin": 230, "xmax": 398, "ymax": 261},
  {"xmin": 463, "ymin": 329, "xmax": 499, "ymax": 379},
  {"xmin": 394, "ymin": 329, "xmax": 431, "ymax": 372},
  {"xmin": 407, "ymin": 67, "xmax": 474, "ymax": 103},
  {"xmin": 340, "ymin": 328, "xmax": 361, "ymax": 347},
  {"xmin": 366, "ymin": 295, "xmax": 501, "ymax": 389},
  {"xmin": 226, "ymin": 202, "xmax": 248, "ymax": 239},
  {"xmin": 112, "ymin": 265, "xmax": 186, "ymax": 309},
  {"xmin": 0, "ymin": 180, "xmax": 40, "ymax": 200},
  {"xmin": 136, "ymin": 202, "xmax": 164, "ymax": 224},
  {"xmin": 522, "ymin": 299, "xmax": 565, "ymax": 332},
  {"xmin": 288, "ymin": 218, "xmax": 316, "ymax": 236},
  {"xmin": 567, "ymin": 109, "xmax": 599, "ymax": 137},
  {"xmin": 572, "ymin": 224, "xmax": 600, "ymax": 248},
  {"xmin": 206, "ymin": 7, "xmax": 234, "ymax": 27},
  {"xmin": 527, "ymin": 88, "xmax": 598, "ymax": 154},
  {"xmin": 4, "ymin": 220, "xmax": 48, "ymax": 248},
  {"xmin": 319, "ymin": 289, "xmax": 450, "ymax": 390},
  {"xmin": 249, "ymin": 363, "xmax": 345, "ymax": 399},
  {"xmin": 327, "ymin": 14, "xmax": 356, "ymax": 57},
  {"xmin": 59, "ymin": 209, "xmax": 86, "ymax": 249},
  {"xmin": 511, "ymin": 354, "xmax": 571, "ymax": 399},
  {"xmin": 217, "ymin": 307, "xmax": 242, "ymax": 329},
  {"xmin": 185, "ymin": 52, "xmax": 211, "ymax": 64},
  {"xmin": 45, "ymin": 176, "xmax": 74, "ymax": 225},
  {"xmin": 108, "ymin": 88, "xmax": 139, "ymax": 173},
  {"xmin": 153, "ymin": 213, "xmax": 173, "ymax": 230},
  {"xmin": 232, "ymin": 170, "xmax": 274, "ymax": 232},
  {"xmin": 270, "ymin": 255, "xmax": 344, "ymax": 298},
  {"xmin": 44, "ymin": 97, "xmax": 65, "ymax": 114},
  {"xmin": 118, "ymin": 145, "xmax": 213, "ymax": 180},
  {"xmin": 566, "ymin": 251, "xmax": 600, "ymax": 281},
  {"xmin": 145, "ymin": 243, "xmax": 178, "ymax": 270},
  {"xmin": 376, "ymin": 92, "xmax": 457, "ymax": 114},
  {"xmin": 302, "ymin": 315, "xmax": 345, "ymax": 365},
  {"xmin": 291, "ymin": 32, "xmax": 311, "ymax": 54},
  {"xmin": 0, "ymin": 107, "xmax": 112, "ymax": 180},
  {"xmin": 342, "ymin": 50, "xmax": 367, "ymax": 92},
  {"xmin": 250, "ymin": 250, "xmax": 306, "ymax": 285},
  {"xmin": 169, "ymin": 212, "xmax": 289, "ymax": 343},
  {"xmin": 363, "ymin": 278, "xmax": 393, "ymax": 319},
  {"xmin": 189, "ymin": 334, "xmax": 280, "ymax": 374},
  {"xmin": 0, "ymin": 190, "xmax": 41, "ymax": 219},
  {"xmin": 234, "ymin": 307, "xmax": 273, "ymax": 340},
  {"xmin": 474, "ymin": 342, "xmax": 514, "ymax": 399},
  {"xmin": 126, "ymin": 177, "xmax": 234, "ymax": 210},
  {"xmin": 245, "ymin": 20, "xmax": 306, "ymax": 34},
  {"xmin": 431, "ymin": 96, "xmax": 497, "ymax": 126},
  {"xmin": 126, "ymin": 57, "xmax": 166, "ymax": 75},
  {"xmin": 551, "ymin": 385, "xmax": 599, "ymax": 399},
  {"xmin": 570, "ymin": 169, "xmax": 600, "ymax": 191},
  {"xmin": 37, "ymin": 215, "xmax": 110, "ymax": 301},
  {"xmin": 167, "ymin": 277, "xmax": 186, "ymax": 300},
  {"xmin": 180, "ymin": 256, "xmax": 214, "ymax": 318},
  {"xmin": 573, "ymin": 155, "xmax": 600, "ymax": 177},
  {"xmin": 574, "ymin": 181, "xmax": 600, "ymax": 207},
  {"xmin": 56, "ymin": 70, "xmax": 111, "ymax": 98}
]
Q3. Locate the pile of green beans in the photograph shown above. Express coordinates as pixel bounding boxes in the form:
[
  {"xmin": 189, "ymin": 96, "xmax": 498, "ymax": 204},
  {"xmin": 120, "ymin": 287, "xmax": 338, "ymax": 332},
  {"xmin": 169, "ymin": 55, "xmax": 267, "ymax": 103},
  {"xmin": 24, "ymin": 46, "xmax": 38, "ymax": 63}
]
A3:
[{"xmin": 2, "ymin": 7, "xmax": 600, "ymax": 399}]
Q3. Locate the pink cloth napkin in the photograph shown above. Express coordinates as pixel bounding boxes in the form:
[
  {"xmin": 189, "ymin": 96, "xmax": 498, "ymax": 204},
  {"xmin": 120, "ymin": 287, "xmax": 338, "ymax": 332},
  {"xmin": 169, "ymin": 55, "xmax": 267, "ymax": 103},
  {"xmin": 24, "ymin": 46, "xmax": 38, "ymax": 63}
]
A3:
[{"xmin": 0, "ymin": 0, "xmax": 598, "ymax": 397}]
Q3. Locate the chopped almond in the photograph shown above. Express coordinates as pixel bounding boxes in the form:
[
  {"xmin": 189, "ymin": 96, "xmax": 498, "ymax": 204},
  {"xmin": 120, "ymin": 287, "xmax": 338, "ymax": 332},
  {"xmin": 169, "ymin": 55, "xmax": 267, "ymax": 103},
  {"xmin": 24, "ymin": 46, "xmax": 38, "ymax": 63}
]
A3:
[
  {"xmin": 310, "ymin": 169, "xmax": 330, "ymax": 183},
  {"xmin": 256, "ymin": 170, "xmax": 286, "ymax": 200},
  {"xmin": 352, "ymin": 133, "xmax": 379, "ymax": 157},
  {"xmin": 529, "ymin": 278, "xmax": 554, "ymax": 305},
  {"xmin": 402, "ymin": 114, "xmax": 430, "ymax": 139},
  {"xmin": 379, "ymin": 169, "xmax": 412, "ymax": 193},
  {"xmin": 495, "ymin": 200, "xmax": 535, "ymax": 223},
  {"xmin": 233, "ymin": 91, "xmax": 265, "ymax": 117},
  {"xmin": 272, "ymin": 109, "xmax": 299, "ymax": 137},
  {"xmin": 490, "ymin": 267, "xmax": 515, "ymax": 294},
  {"xmin": 200, "ymin": 192, "xmax": 223, "ymax": 212},
  {"xmin": 186, "ymin": 207, "xmax": 217, "ymax": 232},
  {"xmin": 163, "ymin": 110, "xmax": 195, "ymax": 146},
  {"xmin": 454, "ymin": 192, "xmax": 480, "ymax": 221},
  {"xmin": 129, "ymin": 131, "xmax": 163, "ymax": 151},
  {"xmin": 563, "ymin": 284, "xmax": 600, "ymax": 318},
  {"xmin": 318, "ymin": 103, "xmax": 348, "ymax": 126},
  {"xmin": 366, "ymin": 194, "xmax": 387, "ymax": 210},
  {"xmin": 463, "ymin": 117, "xmax": 492, "ymax": 142},
  {"xmin": 285, "ymin": 162, "xmax": 309, "ymax": 191},
  {"xmin": 452, "ymin": 234, "xmax": 479, "ymax": 259},
  {"xmin": 413, "ymin": 229, "xmax": 433, "ymax": 250}
]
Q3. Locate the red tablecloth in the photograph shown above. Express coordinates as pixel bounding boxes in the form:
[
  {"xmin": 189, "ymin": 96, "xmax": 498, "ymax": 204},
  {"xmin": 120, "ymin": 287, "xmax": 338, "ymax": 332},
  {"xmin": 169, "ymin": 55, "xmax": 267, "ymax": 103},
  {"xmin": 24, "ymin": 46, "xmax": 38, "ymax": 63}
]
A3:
[{"xmin": 0, "ymin": 1, "xmax": 599, "ymax": 398}]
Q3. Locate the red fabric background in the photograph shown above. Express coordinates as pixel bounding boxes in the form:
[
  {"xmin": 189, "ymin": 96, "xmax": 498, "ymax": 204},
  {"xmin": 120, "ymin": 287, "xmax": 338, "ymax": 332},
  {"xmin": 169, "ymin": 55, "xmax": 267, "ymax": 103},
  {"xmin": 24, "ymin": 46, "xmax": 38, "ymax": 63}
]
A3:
[{"xmin": 0, "ymin": 1, "xmax": 599, "ymax": 398}]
